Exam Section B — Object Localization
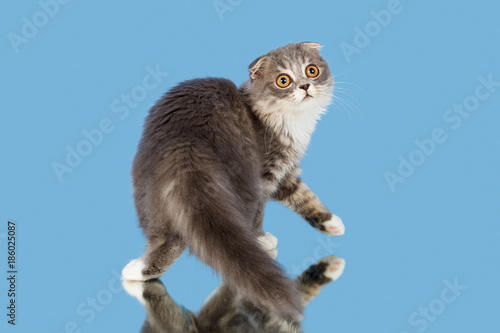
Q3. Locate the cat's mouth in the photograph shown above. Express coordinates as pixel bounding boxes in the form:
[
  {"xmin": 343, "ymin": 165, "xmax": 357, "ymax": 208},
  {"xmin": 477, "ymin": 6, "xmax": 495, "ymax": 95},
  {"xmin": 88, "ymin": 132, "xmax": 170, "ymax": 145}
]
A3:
[{"xmin": 303, "ymin": 93, "xmax": 313, "ymax": 101}]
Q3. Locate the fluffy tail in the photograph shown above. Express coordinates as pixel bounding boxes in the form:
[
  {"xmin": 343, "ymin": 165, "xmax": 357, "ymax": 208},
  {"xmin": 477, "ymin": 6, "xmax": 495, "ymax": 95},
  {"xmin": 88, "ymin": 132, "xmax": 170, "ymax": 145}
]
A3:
[{"xmin": 165, "ymin": 170, "xmax": 302, "ymax": 319}]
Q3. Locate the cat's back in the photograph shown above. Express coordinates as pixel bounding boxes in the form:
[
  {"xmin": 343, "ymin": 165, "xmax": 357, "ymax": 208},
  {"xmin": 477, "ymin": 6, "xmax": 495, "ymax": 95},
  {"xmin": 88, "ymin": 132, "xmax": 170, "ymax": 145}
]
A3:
[
  {"xmin": 139, "ymin": 77, "xmax": 253, "ymax": 152},
  {"xmin": 134, "ymin": 77, "xmax": 260, "ymax": 188}
]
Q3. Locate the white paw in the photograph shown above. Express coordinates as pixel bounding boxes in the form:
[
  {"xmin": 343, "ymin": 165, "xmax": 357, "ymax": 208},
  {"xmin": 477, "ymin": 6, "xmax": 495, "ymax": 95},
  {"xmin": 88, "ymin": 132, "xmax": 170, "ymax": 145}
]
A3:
[
  {"xmin": 267, "ymin": 248, "xmax": 278, "ymax": 259},
  {"xmin": 122, "ymin": 258, "xmax": 147, "ymax": 281},
  {"xmin": 122, "ymin": 280, "xmax": 146, "ymax": 306},
  {"xmin": 258, "ymin": 232, "xmax": 278, "ymax": 251},
  {"xmin": 258, "ymin": 232, "xmax": 278, "ymax": 258},
  {"xmin": 322, "ymin": 256, "xmax": 345, "ymax": 281},
  {"xmin": 321, "ymin": 215, "xmax": 345, "ymax": 236}
]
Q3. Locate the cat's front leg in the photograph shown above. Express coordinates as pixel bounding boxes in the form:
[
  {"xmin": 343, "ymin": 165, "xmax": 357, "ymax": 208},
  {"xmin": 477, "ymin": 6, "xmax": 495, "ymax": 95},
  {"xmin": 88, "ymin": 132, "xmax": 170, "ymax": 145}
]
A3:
[
  {"xmin": 295, "ymin": 255, "xmax": 345, "ymax": 306},
  {"xmin": 272, "ymin": 174, "xmax": 345, "ymax": 236}
]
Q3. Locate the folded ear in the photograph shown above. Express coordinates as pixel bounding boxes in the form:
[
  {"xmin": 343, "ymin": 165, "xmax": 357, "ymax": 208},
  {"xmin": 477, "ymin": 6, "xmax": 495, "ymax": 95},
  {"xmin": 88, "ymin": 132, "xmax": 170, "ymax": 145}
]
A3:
[
  {"xmin": 248, "ymin": 56, "xmax": 270, "ymax": 79},
  {"xmin": 301, "ymin": 42, "xmax": 323, "ymax": 51}
]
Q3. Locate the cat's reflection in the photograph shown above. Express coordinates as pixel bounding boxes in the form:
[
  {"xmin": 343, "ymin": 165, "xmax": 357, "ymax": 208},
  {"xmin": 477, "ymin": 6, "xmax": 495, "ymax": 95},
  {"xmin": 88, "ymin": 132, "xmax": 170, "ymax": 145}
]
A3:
[{"xmin": 123, "ymin": 255, "xmax": 345, "ymax": 333}]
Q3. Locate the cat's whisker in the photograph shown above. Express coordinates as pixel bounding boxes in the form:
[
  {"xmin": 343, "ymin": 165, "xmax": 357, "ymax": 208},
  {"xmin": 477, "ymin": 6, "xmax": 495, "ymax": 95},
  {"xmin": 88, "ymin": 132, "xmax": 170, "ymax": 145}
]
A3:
[
  {"xmin": 331, "ymin": 81, "xmax": 361, "ymax": 117},
  {"xmin": 333, "ymin": 85, "xmax": 358, "ymax": 93},
  {"xmin": 332, "ymin": 71, "xmax": 350, "ymax": 78},
  {"xmin": 332, "ymin": 94, "xmax": 359, "ymax": 118},
  {"xmin": 334, "ymin": 81, "xmax": 363, "ymax": 90},
  {"xmin": 331, "ymin": 94, "xmax": 354, "ymax": 118},
  {"xmin": 335, "ymin": 93, "xmax": 361, "ymax": 116},
  {"xmin": 333, "ymin": 92, "xmax": 359, "ymax": 111},
  {"xmin": 330, "ymin": 101, "xmax": 349, "ymax": 118},
  {"xmin": 334, "ymin": 80, "xmax": 362, "ymax": 93}
]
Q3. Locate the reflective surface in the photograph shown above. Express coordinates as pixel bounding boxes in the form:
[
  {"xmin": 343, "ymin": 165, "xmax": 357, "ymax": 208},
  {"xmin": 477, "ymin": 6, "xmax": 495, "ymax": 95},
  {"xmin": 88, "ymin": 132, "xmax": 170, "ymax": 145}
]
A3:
[{"xmin": 123, "ymin": 256, "xmax": 345, "ymax": 333}]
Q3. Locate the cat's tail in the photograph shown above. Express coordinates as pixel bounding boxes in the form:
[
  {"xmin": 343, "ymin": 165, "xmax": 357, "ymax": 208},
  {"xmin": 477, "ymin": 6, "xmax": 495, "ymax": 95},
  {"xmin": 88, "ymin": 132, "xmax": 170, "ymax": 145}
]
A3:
[{"xmin": 164, "ymin": 170, "xmax": 303, "ymax": 320}]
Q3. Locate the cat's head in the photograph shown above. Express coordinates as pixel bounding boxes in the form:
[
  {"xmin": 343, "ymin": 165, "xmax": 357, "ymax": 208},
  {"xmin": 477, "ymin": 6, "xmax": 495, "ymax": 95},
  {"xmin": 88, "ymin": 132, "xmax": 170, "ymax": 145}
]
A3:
[{"xmin": 245, "ymin": 42, "xmax": 334, "ymax": 119}]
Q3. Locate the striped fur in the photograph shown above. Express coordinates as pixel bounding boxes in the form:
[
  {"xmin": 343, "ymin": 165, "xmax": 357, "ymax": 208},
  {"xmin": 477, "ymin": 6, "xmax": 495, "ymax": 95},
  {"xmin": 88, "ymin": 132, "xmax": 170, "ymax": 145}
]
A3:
[{"xmin": 272, "ymin": 173, "xmax": 333, "ymax": 233}]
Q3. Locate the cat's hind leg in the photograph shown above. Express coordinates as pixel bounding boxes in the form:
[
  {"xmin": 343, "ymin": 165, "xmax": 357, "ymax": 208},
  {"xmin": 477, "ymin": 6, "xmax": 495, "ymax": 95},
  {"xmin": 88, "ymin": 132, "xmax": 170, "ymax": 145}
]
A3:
[
  {"xmin": 122, "ymin": 234, "xmax": 185, "ymax": 281},
  {"xmin": 123, "ymin": 279, "xmax": 197, "ymax": 333}
]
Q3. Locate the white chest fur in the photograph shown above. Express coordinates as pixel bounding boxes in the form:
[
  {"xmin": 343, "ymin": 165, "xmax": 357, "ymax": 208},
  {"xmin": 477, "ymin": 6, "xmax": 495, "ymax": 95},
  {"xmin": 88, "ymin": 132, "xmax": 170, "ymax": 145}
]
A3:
[{"xmin": 255, "ymin": 98, "xmax": 326, "ymax": 157}]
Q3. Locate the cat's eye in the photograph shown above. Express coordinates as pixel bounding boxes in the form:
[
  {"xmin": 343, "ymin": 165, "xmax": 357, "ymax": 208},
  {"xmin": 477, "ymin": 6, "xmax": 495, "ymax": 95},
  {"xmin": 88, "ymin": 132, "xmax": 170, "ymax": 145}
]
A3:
[
  {"xmin": 276, "ymin": 74, "xmax": 292, "ymax": 88},
  {"xmin": 306, "ymin": 65, "xmax": 320, "ymax": 78}
]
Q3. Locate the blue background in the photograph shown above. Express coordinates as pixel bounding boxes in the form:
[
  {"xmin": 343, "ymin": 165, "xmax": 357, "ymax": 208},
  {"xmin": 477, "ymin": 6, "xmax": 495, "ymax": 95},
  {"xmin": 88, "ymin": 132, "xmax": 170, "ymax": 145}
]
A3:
[{"xmin": 1, "ymin": 0, "xmax": 499, "ymax": 332}]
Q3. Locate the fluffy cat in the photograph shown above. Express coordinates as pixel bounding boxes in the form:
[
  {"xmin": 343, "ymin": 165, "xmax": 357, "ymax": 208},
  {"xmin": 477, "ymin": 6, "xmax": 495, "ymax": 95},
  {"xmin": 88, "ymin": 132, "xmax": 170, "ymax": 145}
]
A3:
[
  {"xmin": 122, "ymin": 42, "xmax": 344, "ymax": 319},
  {"xmin": 123, "ymin": 235, "xmax": 345, "ymax": 333}
]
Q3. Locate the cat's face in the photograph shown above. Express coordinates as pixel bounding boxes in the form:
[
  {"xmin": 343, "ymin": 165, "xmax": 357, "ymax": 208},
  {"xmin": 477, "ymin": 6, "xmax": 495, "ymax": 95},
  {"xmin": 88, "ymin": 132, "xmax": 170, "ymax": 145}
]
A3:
[{"xmin": 247, "ymin": 42, "xmax": 334, "ymax": 116}]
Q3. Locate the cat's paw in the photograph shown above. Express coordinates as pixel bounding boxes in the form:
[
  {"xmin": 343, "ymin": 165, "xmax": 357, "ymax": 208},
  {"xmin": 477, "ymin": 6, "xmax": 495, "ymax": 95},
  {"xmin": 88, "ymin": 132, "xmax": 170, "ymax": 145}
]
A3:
[
  {"xmin": 258, "ymin": 232, "xmax": 278, "ymax": 250},
  {"xmin": 122, "ymin": 258, "xmax": 148, "ymax": 281},
  {"xmin": 258, "ymin": 232, "xmax": 278, "ymax": 259},
  {"xmin": 321, "ymin": 256, "xmax": 346, "ymax": 281},
  {"xmin": 122, "ymin": 280, "xmax": 146, "ymax": 306},
  {"xmin": 320, "ymin": 214, "xmax": 345, "ymax": 236},
  {"xmin": 266, "ymin": 248, "xmax": 279, "ymax": 259}
]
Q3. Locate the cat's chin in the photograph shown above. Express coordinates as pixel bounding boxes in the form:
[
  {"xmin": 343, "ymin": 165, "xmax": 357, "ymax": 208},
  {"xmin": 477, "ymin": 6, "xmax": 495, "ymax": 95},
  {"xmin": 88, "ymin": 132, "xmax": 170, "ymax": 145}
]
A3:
[
  {"xmin": 302, "ymin": 94, "xmax": 313, "ymax": 101},
  {"xmin": 298, "ymin": 96, "xmax": 318, "ymax": 109},
  {"xmin": 290, "ymin": 96, "xmax": 328, "ymax": 115}
]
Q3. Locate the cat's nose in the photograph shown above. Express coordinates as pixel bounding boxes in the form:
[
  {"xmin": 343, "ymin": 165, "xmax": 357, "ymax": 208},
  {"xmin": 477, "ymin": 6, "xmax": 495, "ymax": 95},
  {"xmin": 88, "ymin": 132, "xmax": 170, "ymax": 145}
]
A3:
[{"xmin": 299, "ymin": 83, "xmax": 310, "ymax": 91}]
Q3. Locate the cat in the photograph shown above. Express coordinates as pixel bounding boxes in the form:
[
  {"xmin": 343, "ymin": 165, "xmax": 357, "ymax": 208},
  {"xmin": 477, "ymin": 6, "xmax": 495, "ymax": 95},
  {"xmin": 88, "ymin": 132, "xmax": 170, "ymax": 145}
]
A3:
[
  {"xmin": 122, "ymin": 42, "xmax": 345, "ymax": 319},
  {"xmin": 123, "ymin": 234, "xmax": 345, "ymax": 333}
]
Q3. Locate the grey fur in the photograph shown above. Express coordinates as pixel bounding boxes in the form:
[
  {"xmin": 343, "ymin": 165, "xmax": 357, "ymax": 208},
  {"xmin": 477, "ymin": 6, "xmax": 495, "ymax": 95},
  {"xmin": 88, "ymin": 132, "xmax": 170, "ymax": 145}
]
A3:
[
  {"xmin": 125, "ymin": 42, "xmax": 338, "ymax": 319},
  {"xmin": 125, "ymin": 256, "xmax": 342, "ymax": 333}
]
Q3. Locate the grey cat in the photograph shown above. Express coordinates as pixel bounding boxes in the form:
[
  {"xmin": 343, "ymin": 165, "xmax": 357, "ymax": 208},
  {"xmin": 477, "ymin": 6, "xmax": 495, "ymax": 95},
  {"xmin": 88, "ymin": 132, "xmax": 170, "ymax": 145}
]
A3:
[
  {"xmin": 122, "ymin": 42, "xmax": 345, "ymax": 319},
  {"xmin": 123, "ymin": 243, "xmax": 346, "ymax": 333}
]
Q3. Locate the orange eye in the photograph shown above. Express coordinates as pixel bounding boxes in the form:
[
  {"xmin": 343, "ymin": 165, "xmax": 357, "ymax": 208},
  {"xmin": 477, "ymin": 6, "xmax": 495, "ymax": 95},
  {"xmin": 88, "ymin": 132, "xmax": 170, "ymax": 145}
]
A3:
[
  {"xmin": 306, "ymin": 65, "xmax": 319, "ymax": 78},
  {"xmin": 276, "ymin": 74, "xmax": 292, "ymax": 88}
]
